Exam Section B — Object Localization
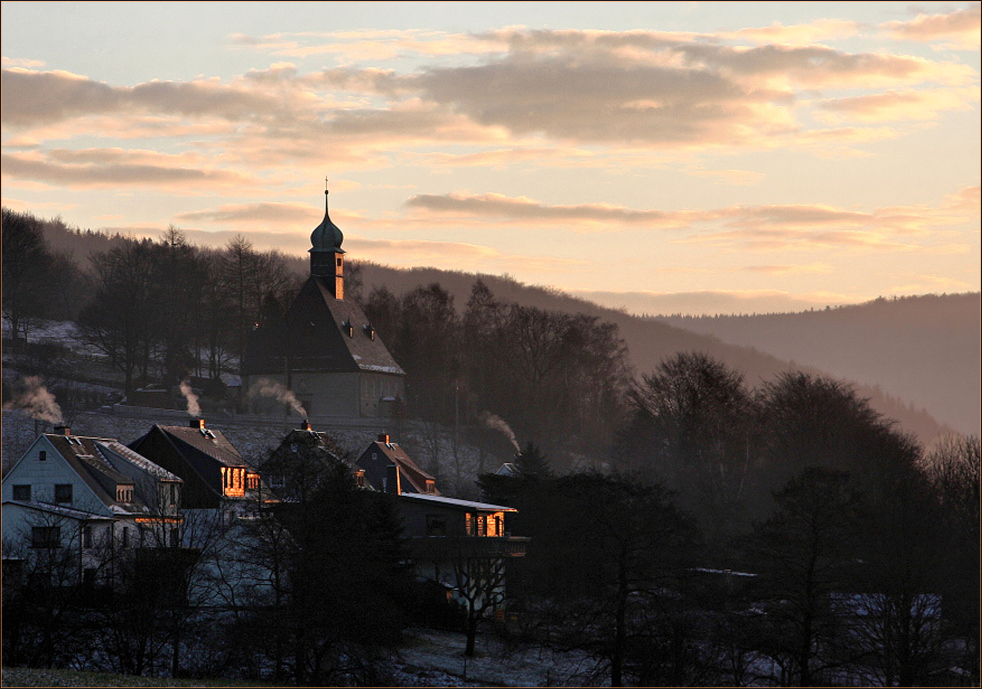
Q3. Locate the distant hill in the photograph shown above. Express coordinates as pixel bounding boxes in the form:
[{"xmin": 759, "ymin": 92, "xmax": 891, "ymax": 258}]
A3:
[
  {"xmin": 354, "ymin": 263, "xmax": 955, "ymax": 445},
  {"xmin": 658, "ymin": 294, "xmax": 980, "ymax": 436}
]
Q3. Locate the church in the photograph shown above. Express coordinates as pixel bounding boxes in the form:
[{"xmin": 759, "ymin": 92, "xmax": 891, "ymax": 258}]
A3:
[{"xmin": 241, "ymin": 188, "xmax": 405, "ymax": 419}]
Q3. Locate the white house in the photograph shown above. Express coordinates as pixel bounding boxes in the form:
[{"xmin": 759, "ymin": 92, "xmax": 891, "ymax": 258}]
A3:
[{"xmin": 1, "ymin": 426, "xmax": 184, "ymax": 587}]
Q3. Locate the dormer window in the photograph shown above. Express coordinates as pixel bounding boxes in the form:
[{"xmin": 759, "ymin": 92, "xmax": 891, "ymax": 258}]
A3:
[
  {"xmin": 365, "ymin": 324, "xmax": 375, "ymax": 340},
  {"xmin": 116, "ymin": 486, "xmax": 134, "ymax": 503},
  {"xmin": 342, "ymin": 320, "xmax": 354, "ymax": 337}
]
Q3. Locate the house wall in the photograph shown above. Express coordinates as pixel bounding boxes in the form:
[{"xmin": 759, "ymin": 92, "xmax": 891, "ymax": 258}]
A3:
[
  {"xmin": 245, "ymin": 371, "xmax": 360, "ymax": 418},
  {"xmin": 1, "ymin": 438, "xmax": 109, "ymax": 516},
  {"xmin": 397, "ymin": 501, "xmax": 507, "ymax": 539},
  {"xmin": 358, "ymin": 372, "xmax": 404, "ymax": 416},
  {"xmin": 130, "ymin": 431, "xmax": 219, "ymax": 509},
  {"xmin": 245, "ymin": 371, "xmax": 402, "ymax": 418}
]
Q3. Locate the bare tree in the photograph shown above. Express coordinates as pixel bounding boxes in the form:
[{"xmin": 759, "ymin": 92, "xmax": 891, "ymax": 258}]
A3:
[
  {"xmin": 1, "ymin": 208, "xmax": 59, "ymax": 344},
  {"xmin": 747, "ymin": 468, "xmax": 865, "ymax": 687}
]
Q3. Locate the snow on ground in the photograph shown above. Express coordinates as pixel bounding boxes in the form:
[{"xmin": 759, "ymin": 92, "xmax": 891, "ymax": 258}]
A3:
[{"xmin": 389, "ymin": 628, "xmax": 601, "ymax": 687}]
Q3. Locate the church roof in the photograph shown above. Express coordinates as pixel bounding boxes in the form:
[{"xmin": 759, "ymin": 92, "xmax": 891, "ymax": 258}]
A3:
[{"xmin": 244, "ymin": 275, "xmax": 405, "ymax": 376}]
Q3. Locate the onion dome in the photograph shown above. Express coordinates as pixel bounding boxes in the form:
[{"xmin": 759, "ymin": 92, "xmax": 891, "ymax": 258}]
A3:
[{"xmin": 310, "ymin": 189, "xmax": 343, "ymax": 252}]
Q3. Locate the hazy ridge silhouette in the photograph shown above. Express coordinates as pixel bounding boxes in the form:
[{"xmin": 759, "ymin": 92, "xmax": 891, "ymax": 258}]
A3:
[{"xmin": 658, "ymin": 294, "xmax": 980, "ymax": 436}]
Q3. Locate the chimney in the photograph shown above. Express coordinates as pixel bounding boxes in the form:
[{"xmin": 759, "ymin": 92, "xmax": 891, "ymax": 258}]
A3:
[
  {"xmin": 190, "ymin": 418, "xmax": 205, "ymax": 430},
  {"xmin": 378, "ymin": 433, "xmax": 390, "ymax": 444},
  {"xmin": 54, "ymin": 425, "xmax": 72, "ymax": 436},
  {"xmin": 301, "ymin": 419, "xmax": 312, "ymax": 431},
  {"xmin": 385, "ymin": 463, "xmax": 401, "ymax": 495}
]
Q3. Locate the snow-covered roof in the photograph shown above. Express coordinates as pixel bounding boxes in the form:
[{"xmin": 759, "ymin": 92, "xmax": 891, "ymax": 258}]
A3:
[
  {"xmin": 96, "ymin": 440, "xmax": 181, "ymax": 481},
  {"xmin": 398, "ymin": 492, "xmax": 516, "ymax": 513}
]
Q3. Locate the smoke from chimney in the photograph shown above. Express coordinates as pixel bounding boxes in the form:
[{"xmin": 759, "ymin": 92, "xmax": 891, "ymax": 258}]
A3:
[
  {"xmin": 2, "ymin": 376, "xmax": 63, "ymax": 425},
  {"xmin": 179, "ymin": 380, "xmax": 201, "ymax": 417},
  {"xmin": 479, "ymin": 411, "xmax": 519, "ymax": 452},
  {"xmin": 247, "ymin": 378, "xmax": 307, "ymax": 417}
]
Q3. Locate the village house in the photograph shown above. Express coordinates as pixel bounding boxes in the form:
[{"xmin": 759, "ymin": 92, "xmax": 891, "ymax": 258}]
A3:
[
  {"xmin": 258, "ymin": 420, "xmax": 365, "ymax": 502},
  {"xmin": 356, "ymin": 433, "xmax": 439, "ymax": 495},
  {"xmin": 128, "ymin": 418, "xmax": 262, "ymax": 513},
  {"xmin": 1, "ymin": 426, "xmax": 184, "ymax": 587},
  {"xmin": 242, "ymin": 188, "xmax": 405, "ymax": 419},
  {"xmin": 354, "ymin": 434, "xmax": 528, "ymax": 617},
  {"xmin": 256, "ymin": 424, "xmax": 528, "ymax": 617}
]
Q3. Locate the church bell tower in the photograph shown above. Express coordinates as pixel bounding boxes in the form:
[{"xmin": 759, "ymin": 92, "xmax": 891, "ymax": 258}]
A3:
[{"xmin": 309, "ymin": 181, "xmax": 345, "ymax": 300}]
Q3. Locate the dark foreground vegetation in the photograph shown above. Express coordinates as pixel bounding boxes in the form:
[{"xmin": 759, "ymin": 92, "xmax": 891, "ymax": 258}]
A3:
[{"xmin": 3, "ymin": 207, "xmax": 979, "ymax": 685}]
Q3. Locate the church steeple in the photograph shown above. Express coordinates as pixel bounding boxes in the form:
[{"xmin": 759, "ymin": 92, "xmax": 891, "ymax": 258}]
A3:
[{"xmin": 309, "ymin": 180, "xmax": 345, "ymax": 299}]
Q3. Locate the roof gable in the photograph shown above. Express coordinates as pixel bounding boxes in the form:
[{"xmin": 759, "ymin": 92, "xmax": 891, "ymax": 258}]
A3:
[
  {"xmin": 156, "ymin": 424, "xmax": 249, "ymax": 469},
  {"xmin": 244, "ymin": 276, "xmax": 405, "ymax": 377},
  {"xmin": 356, "ymin": 440, "xmax": 439, "ymax": 495}
]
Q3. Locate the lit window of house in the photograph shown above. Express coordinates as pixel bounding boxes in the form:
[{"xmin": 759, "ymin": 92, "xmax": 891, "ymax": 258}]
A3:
[
  {"xmin": 224, "ymin": 467, "xmax": 246, "ymax": 497},
  {"xmin": 486, "ymin": 514, "xmax": 498, "ymax": 537}
]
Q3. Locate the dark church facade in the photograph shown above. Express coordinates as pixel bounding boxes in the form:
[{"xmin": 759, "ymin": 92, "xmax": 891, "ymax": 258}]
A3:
[{"xmin": 242, "ymin": 189, "xmax": 405, "ymax": 419}]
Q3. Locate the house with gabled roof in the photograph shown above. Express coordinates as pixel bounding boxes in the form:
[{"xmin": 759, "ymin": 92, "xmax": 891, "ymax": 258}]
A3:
[
  {"xmin": 128, "ymin": 418, "xmax": 261, "ymax": 511},
  {"xmin": 242, "ymin": 187, "xmax": 405, "ymax": 419},
  {"xmin": 258, "ymin": 420, "xmax": 366, "ymax": 502},
  {"xmin": 356, "ymin": 433, "xmax": 439, "ymax": 495},
  {"xmin": 350, "ymin": 434, "xmax": 527, "ymax": 627},
  {"xmin": 1, "ymin": 426, "xmax": 184, "ymax": 585}
]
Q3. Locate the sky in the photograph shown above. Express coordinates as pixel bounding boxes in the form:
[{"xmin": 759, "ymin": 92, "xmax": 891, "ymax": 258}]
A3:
[{"xmin": 2, "ymin": 1, "xmax": 980, "ymax": 316}]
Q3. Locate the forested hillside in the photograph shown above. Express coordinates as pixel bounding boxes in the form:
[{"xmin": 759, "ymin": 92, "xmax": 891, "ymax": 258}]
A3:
[
  {"xmin": 12, "ymin": 213, "xmax": 959, "ymax": 445},
  {"xmin": 353, "ymin": 263, "xmax": 954, "ymax": 444},
  {"xmin": 659, "ymin": 294, "xmax": 980, "ymax": 435}
]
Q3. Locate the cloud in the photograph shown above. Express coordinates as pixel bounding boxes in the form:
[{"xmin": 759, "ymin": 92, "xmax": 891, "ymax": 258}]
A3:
[
  {"xmin": 175, "ymin": 202, "xmax": 320, "ymax": 224},
  {"xmin": 404, "ymin": 187, "xmax": 979, "ymax": 254},
  {"xmin": 882, "ymin": 5, "xmax": 981, "ymax": 50},
  {"xmin": 405, "ymin": 29, "xmax": 973, "ymax": 150},
  {"xmin": 346, "ymin": 236, "xmax": 586, "ymax": 273},
  {"xmin": 816, "ymin": 86, "xmax": 979, "ymax": 123},
  {"xmin": 406, "ymin": 192, "xmax": 694, "ymax": 228},
  {"xmin": 4, "ymin": 26, "xmax": 975, "ymax": 176},
  {"xmin": 1, "ymin": 150, "xmax": 255, "ymax": 190},
  {"xmin": 230, "ymin": 29, "xmax": 507, "ymax": 62},
  {"xmin": 1, "ymin": 68, "xmax": 288, "ymax": 128},
  {"xmin": 2, "ymin": 57, "xmax": 45, "ymax": 68},
  {"xmin": 744, "ymin": 263, "xmax": 835, "ymax": 277},
  {"xmin": 722, "ymin": 19, "xmax": 861, "ymax": 45},
  {"xmin": 687, "ymin": 190, "xmax": 980, "ymax": 251}
]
